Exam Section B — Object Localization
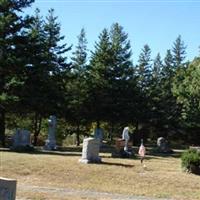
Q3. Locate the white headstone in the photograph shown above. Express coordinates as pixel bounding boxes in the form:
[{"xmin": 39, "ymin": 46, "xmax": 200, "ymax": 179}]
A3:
[
  {"xmin": 0, "ymin": 177, "xmax": 17, "ymax": 200},
  {"xmin": 13, "ymin": 129, "xmax": 31, "ymax": 147},
  {"xmin": 79, "ymin": 137, "xmax": 101, "ymax": 164},
  {"xmin": 44, "ymin": 115, "xmax": 57, "ymax": 150},
  {"xmin": 122, "ymin": 127, "xmax": 130, "ymax": 151}
]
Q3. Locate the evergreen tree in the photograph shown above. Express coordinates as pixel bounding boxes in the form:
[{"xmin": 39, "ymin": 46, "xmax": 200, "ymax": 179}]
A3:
[
  {"xmin": 137, "ymin": 44, "xmax": 152, "ymax": 90},
  {"xmin": 152, "ymin": 53, "xmax": 162, "ymax": 79},
  {"xmin": 136, "ymin": 44, "xmax": 152, "ymax": 132},
  {"xmin": 69, "ymin": 28, "xmax": 88, "ymax": 146},
  {"xmin": 149, "ymin": 53, "xmax": 165, "ymax": 136},
  {"xmin": 71, "ymin": 28, "xmax": 87, "ymax": 70},
  {"xmin": 88, "ymin": 23, "xmax": 137, "ymax": 138},
  {"xmin": 21, "ymin": 8, "xmax": 71, "ymax": 145},
  {"xmin": 172, "ymin": 35, "xmax": 187, "ymax": 67},
  {"xmin": 172, "ymin": 58, "xmax": 200, "ymax": 143},
  {"xmin": 108, "ymin": 23, "xmax": 136, "ymax": 126},
  {"xmin": 87, "ymin": 28, "xmax": 112, "ymax": 124},
  {"xmin": 0, "ymin": 0, "xmax": 34, "ymax": 146},
  {"xmin": 20, "ymin": 8, "xmax": 50, "ymax": 145},
  {"xmin": 162, "ymin": 49, "xmax": 174, "ymax": 77}
]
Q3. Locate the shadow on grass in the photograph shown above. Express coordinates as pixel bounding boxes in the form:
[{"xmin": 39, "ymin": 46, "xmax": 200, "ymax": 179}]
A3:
[
  {"xmin": 31, "ymin": 150, "xmax": 82, "ymax": 157},
  {"xmin": 0, "ymin": 148, "xmax": 82, "ymax": 157},
  {"xmin": 101, "ymin": 161, "xmax": 134, "ymax": 168},
  {"xmin": 148, "ymin": 151, "xmax": 182, "ymax": 158}
]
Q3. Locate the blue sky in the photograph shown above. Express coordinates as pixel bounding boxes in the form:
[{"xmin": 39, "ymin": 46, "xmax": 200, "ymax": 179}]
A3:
[{"xmin": 25, "ymin": 0, "xmax": 200, "ymax": 64}]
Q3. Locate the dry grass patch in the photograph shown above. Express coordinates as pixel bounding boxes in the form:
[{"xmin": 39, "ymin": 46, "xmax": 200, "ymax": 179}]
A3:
[{"xmin": 1, "ymin": 150, "xmax": 200, "ymax": 200}]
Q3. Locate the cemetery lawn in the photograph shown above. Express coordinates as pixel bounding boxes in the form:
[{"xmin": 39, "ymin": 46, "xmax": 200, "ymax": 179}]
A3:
[{"xmin": 1, "ymin": 149, "xmax": 200, "ymax": 200}]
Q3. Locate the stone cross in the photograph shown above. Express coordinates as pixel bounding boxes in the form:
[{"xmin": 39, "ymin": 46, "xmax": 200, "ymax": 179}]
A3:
[
  {"xmin": 122, "ymin": 127, "xmax": 130, "ymax": 151},
  {"xmin": 44, "ymin": 115, "xmax": 57, "ymax": 150},
  {"xmin": 0, "ymin": 177, "xmax": 17, "ymax": 200}
]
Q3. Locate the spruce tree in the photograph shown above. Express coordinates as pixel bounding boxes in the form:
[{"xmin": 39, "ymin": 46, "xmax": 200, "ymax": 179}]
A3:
[
  {"xmin": 0, "ymin": 0, "xmax": 34, "ymax": 146},
  {"xmin": 137, "ymin": 44, "xmax": 152, "ymax": 90},
  {"xmin": 152, "ymin": 53, "xmax": 162, "ymax": 79},
  {"xmin": 172, "ymin": 35, "xmax": 187, "ymax": 67},
  {"xmin": 109, "ymin": 23, "xmax": 136, "ymax": 125},
  {"xmin": 136, "ymin": 44, "xmax": 152, "ymax": 130},
  {"xmin": 21, "ymin": 8, "xmax": 50, "ymax": 145},
  {"xmin": 162, "ymin": 49, "xmax": 174, "ymax": 77},
  {"xmin": 88, "ymin": 28, "xmax": 112, "ymax": 123},
  {"xmin": 70, "ymin": 28, "xmax": 88, "ymax": 146}
]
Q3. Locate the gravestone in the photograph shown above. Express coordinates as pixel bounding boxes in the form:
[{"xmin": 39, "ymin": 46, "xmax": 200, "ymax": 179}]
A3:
[
  {"xmin": 79, "ymin": 137, "xmax": 101, "ymax": 164},
  {"xmin": 0, "ymin": 177, "xmax": 17, "ymax": 200},
  {"xmin": 189, "ymin": 146, "xmax": 200, "ymax": 153},
  {"xmin": 44, "ymin": 115, "xmax": 57, "ymax": 150},
  {"xmin": 112, "ymin": 127, "xmax": 133, "ymax": 158},
  {"xmin": 94, "ymin": 127, "xmax": 103, "ymax": 144},
  {"xmin": 122, "ymin": 127, "xmax": 130, "ymax": 151},
  {"xmin": 12, "ymin": 129, "xmax": 31, "ymax": 148},
  {"xmin": 157, "ymin": 137, "xmax": 172, "ymax": 153}
]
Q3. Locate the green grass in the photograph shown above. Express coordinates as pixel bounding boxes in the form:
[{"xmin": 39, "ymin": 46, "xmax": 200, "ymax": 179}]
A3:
[{"xmin": 1, "ymin": 148, "xmax": 200, "ymax": 200}]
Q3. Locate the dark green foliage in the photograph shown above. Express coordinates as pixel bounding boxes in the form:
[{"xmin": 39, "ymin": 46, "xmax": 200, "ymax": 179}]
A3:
[
  {"xmin": 181, "ymin": 149, "xmax": 200, "ymax": 174},
  {"xmin": 68, "ymin": 28, "xmax": 88, "ymax": 145},
  {"xmin": 1, "ymin": 0, "xmax": 199, "ymax": 146},
  {"xmin": 18, "ymin": 8, "xmax": 71, "ymax": 145},
  {"xmin": 0, "ymin": 0, "xmax": 34, "ymax": 146},
  {"xmin": 173, "ymin": 58, "xmax": 200, "ymax": 130},
  {"xmin": 137, "ymin": 44, "xmax": 152, "ymax": 90},
  {"xmin": 88, "ymin": 23, "xmax": 138, "ymax": 134},
  {"xmin": 163, "ymin": 49, "xmax": 174, "ymax": 76}
]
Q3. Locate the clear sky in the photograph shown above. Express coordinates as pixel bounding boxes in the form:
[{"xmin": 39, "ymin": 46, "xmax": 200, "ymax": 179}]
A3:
[{"xmin": 25, "ymin": 0, "xmax": 200, "ymax": 64}]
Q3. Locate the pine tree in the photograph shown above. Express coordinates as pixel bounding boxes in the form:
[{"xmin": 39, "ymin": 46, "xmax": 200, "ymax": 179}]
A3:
[
  {"xmin": 20, "ymin": 8, "xmax": 51, "ymax": 145},
  {"xmin": 21, "ymin": 8, "xmax": 71, "ymax": 145},
  {"xmin": 71, "ymin": 28, "xmax": 87, "ymax": 70},
  {"xmin": 69, "ymin": 28, "xmax": 88, "ymax": 146},
  {"xmin": 44, "ymin": 9, "xmax": 72, "ymax": 73},
  {"xmin": 137, "ymin": 44, "xmax": 152, "ymax": 90},
  {"xmin": 108, "ymin": 23, "xmax": 136, "ymax": 125},
  {"xmin": 152, "ymin": 53, "xmax": 162, "ymax": 79},
  {"xmin": 172, "ymin": 35, "xmax": 187, "ymax": 67},
  {"xmin": 0, "ymin": 0, "xmax": 34, "ymax": 146},
  {"xmin": 149, "ymin": 53, "xmax": 163, "ymax": 134},
  {"xmin": 162, "ymin": 49, "xmax": 174, "ymax": 77},
  {"xmin": 87, "ymin": 28, "xmax": 112, "ymax": 123},
  {"xmin": 136, "ymin": 44, "xmax": 153, "ymax": 139}
]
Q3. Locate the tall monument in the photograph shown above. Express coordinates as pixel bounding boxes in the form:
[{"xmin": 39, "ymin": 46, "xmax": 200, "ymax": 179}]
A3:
[{"xmin": 44, "ymin": 115, "xmax": 57, "ymax": 150}]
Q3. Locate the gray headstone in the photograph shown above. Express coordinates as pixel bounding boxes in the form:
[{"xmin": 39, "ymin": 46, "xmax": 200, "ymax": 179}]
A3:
[
  {"xmin": 79, "ymin": 137, "xmax": 101, "ymax": 164},
  {"xmin": 0, "ymin": 177, "xmax": 17, "ymax": 200},
  {"xmin": 13, "ymin": 129, "xmax": 31, "ymax": 147},
  {"xmin": 44, "ymin": 115, "xmax": 57, "ymax": 150},
  {"xmin": 122, "ymin": 127, "xmax": 129, "ymax": 151},
  {"xmin": 94, "ymin": 128, "xmax": 103, "ymax": 142},
  {"xmin": 157, "ymin": 137, "xmax": 172, "ymax": 153}
]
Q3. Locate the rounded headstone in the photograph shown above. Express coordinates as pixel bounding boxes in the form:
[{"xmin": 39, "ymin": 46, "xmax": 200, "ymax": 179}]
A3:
[{"xmin": 157, "ymin": 137, "xmax": 172, "ymax": 153}]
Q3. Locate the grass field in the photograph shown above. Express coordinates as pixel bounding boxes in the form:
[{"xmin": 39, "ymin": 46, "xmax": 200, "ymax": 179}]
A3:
[{"xmin": 1, "ymin": 147, "xmax": 200, "ymax": 200}]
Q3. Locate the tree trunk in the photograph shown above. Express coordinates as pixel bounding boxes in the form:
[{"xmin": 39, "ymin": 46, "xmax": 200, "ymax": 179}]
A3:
[
  {"xmin": 0, "ymin": 108, "xmax": 5, "ymax": 147},
  {"xmin": 76, "ymin": 123, "xmax": 80, "ymax": 146},
  {"xmin": 33, "ymin": 113, "xmax": 42, "ymax": 146}
]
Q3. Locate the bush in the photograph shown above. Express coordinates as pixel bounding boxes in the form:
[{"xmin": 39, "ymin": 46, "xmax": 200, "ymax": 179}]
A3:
[{"xmin": 181, "ymin": 149, "xmax": 200, "ymax": 174}]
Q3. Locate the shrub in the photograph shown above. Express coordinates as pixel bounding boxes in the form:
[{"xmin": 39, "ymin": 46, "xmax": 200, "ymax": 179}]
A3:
[{"xmin": 181, "ymin": 149, "xmax": 200, "ymax": 174}]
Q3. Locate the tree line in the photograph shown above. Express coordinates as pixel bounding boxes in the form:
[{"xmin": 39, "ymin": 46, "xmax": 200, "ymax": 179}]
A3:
[{"xmin": 1, "ymin": 0, "xmax": 200, "ymax": 147}]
